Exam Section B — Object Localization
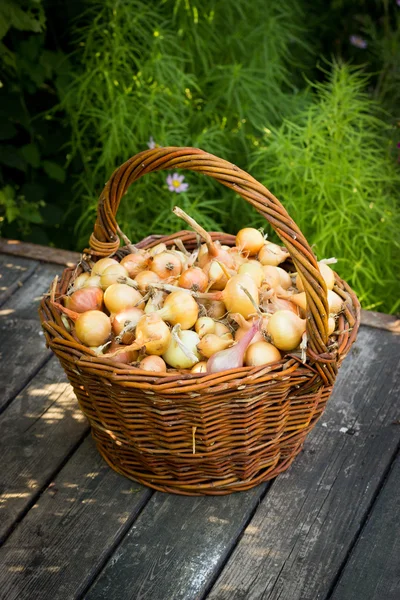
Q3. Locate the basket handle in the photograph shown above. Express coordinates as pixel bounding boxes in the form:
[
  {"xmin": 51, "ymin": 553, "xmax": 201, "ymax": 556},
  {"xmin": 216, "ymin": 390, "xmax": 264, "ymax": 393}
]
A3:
[{"xmin": 88, "ymin": 146, "xmax": 333, "ymax": 379}]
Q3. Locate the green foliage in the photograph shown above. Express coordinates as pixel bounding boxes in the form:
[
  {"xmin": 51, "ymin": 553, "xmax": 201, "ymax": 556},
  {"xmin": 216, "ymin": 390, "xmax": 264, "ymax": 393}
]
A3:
[
  {"xmin": 61, "ymin": 0, "xmax": 311, "ymax": 248},
  {"xmin": 0, "ymin": 5, "xmax": 75, "ymax": 246},
  {"xmin": 252, "ymin": 63, "xmax": 400, "ymax": 313}
]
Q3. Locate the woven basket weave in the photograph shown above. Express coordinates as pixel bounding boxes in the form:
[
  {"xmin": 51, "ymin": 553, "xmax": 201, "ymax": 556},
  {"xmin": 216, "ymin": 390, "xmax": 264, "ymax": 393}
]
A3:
[{"xmin": 39, "ymin": 147, "xmax": 360, "ymax": 495}]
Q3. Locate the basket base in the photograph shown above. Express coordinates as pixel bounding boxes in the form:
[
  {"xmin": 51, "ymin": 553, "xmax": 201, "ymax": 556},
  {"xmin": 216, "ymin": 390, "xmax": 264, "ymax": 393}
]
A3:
[{"xmin": 94, "ymin": 436, "xmax": 304, "ymax": 496}]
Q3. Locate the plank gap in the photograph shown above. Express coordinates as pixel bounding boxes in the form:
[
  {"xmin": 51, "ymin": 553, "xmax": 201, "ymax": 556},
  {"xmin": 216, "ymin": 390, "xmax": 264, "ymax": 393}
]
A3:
[
  {"xmin": 75, "ymin": 489, "xmax": 155, "ymax": 600},
  {"xmin": 200, "ymin": 481, "xmax": 274, "ymax": 600},
  {"xmin": 325, "ymin": 438, "xmax": 400, "ymax": 600},
  {"xmin": 0, "ymin": 259, "xmax": 39, "ymax": 308},
  {"xmin": 0, "ymin": 354, "xmax": 53, "ymax": 417},
  {"xmin": 0, "ymin": 429, "xmax": 90, "ymax": 547}
]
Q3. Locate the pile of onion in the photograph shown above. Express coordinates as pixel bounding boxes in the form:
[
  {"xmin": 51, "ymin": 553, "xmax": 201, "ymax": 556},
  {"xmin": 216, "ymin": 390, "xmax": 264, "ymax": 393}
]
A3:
[{"xmin": 53, "ymin": 206, "xmax": 342, "ymax": 375}]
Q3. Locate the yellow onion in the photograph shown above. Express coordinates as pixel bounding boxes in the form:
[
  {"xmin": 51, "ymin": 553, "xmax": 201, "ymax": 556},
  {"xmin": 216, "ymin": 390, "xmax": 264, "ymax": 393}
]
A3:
[
  {"xmin": 134, "ymin": 314, "xmax": 171, "ymax": 355},
  {"xmin": 75, "ymin": 310, "xmax": 111, "ymax": 347},
  {"xmin": 150, "ymin": 251, "xmax": 182, "ymax": 279},
  {"xmin": 155, "ymin": 290, "xmax": 199, "ymax": 329},
  {"xmin": 204, "ymin": 260, "xmax": 231, "ymax": 291},
  {"xmin": 120, "ymin": 252, "xmax": 149, "ymax": 277},
  {"xmin": 106, "ymin": 314, "xmax": 170, "ymax": 358},
  {"xmin": 190, "ymin": 361, "xmax": 208, "ymax": 374},
  {"xmin": 91, "ymin": 257, "xmax": 119, "ymax": 276},
  {"xmin": 162, "ymin": 327, "xmax": 201, "ymax": 368},
  {"xmin": 70, "ymin": 272, "xmax": 90, "ymax": 292},
  {"xmin": 236, "ymin": 227, "xmax": 265, "ymax": 256},
  {"xmin": 244, "ymin": 341, "xmax": 281, "ymax": 366},
  {"xmin": 134, "ymin": 270, "xmax": 161, "ymax": 293},
  {"xmin": 103, "ymin": 283, "xmax": 144, "ymax": 314},
  {"xmin": 178, "ymin": 267, "xmax": 209, "ymax": 292},
  {"xmin": 65, "ymin": 287, "xmax": 103, "ymax": 313},
  {"xmin": 213, "ymin": 322, "xmax": 231, "ymax": 337},
  {"xmin": 197, "ymin": 333, "xmax": 233, "ymax": 358},
  {"xmin": 221, "ymin": 273, "xmax": 259, "ymax": 320},
  {"xmin": 83, "ymin": 275, "xmax": 102, "ymax": 288},
  {"xmin": 139, "ymin": 355, "xmax": 167, "ymax": 373},
  {"xmin": 258, "ymin": 242, "xmax": 290, "ymax": 266},
  {"xmin": 100, "ymin": 264, "xmax": 129, "ymax": 290},
  {"xmin": 195, "ymin": 317, "xmax": 215, "ymax": 338},
  {"xmin": 111, "ymin": 307, "xmax": 144, "ymax": 344},
  {"xmin": 267, "ymin": 310, "xmax": 306, "ymax": 351},
  {"xmin": 238, "ymin": 262, "xmax": 264, "ymax": 287}
]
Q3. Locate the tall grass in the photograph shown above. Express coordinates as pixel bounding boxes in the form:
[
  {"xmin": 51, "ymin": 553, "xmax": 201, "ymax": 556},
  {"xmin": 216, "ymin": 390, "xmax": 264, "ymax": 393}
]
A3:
[
  {"xmin": 61, "ymin": 0, "xmax": 311, "ymax": 247},
  {"xmin": 252, "ymin": 63, "xmax": 400, "ymax": 313}
]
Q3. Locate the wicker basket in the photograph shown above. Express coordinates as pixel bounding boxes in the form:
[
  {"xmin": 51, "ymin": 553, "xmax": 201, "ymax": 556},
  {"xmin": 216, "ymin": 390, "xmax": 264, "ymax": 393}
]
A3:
[{"xmin": 39, "ymin": 147, "xmax": 360, "ymax": 495}]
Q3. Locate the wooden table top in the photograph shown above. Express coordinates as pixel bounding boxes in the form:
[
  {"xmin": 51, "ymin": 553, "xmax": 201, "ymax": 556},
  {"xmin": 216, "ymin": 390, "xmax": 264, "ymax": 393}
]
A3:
[{"xmin": 0, "ymin": 248, "xmax": 399, "ymax": 600}]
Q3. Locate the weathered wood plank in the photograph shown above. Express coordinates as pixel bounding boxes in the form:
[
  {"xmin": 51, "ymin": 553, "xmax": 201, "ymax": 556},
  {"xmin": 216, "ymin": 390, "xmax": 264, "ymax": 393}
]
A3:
[
  {"xmin": 0, "ymin": 358, "xmax": 89, "ymax": 543},
  {"xmin": 0, "ymin": 262, "xmax": 60, "ymax": 412},
  {"xmin": 1, "ymin": 261, "xmax": 60, "ymax": 320},
  {"xmin": 330, "ymin": 453, "xmax": 400, "ymax": 600},
  {"xmin": 207, "ymin": 327, "xmax": 400, "ymax": 600},
  {"xmin": 0, "ymin": 239, "xmax": 80, "ymax": 267},
  {"xmin": 0, "ymin": 255, "xmax": 38, "ymax": 307},
  {"xmin": 0, "ymin": 438, "xmax": 152, "ymax": 600},
  {"xmin": 360, "ymin": 309, "xmax": 400, "ymax": 334},
  {"xmin": 85, "ymin": 483, "xmax": 268, "ymax": 600}
]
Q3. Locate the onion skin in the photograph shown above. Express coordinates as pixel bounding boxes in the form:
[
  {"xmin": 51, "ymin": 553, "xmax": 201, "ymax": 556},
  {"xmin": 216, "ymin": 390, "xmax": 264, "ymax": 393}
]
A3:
[
  {"xmin": 258, "ymin": 242, "xmax": 290, "ymax": 266},
  {"xmin": 75, "ymin": 310, "xmax": 111, "ymax": 347},
  {"xmin": 65, "ymin": 287, "xmax": 103, "ymax": 313},
  {"xmin": 148, "ymin": 243, "xmax": 167, "ymax": 256},
  {"xmin": 162, "ymin": 329, "xmax": 201, "ymax": 368},
  {"xmin": 195, "ymin": 317, "xmax": 215, "ymax": 338},
  {"xmin": 150, "ymin": 251, "xmax": 182, "ymax": 279},
  {"xmin": 135, "ymin": 314, "xmax": 171, "ymax": 355},
  {"xmin": 111, "ymin": 307, "xmax": 144, "ymax": 344},
  {"xmin": 104, "ymin": 283, "xmax": 144, "ymax": 314},
  {"xmin": 100, "ymin": 264, "xmax": 129, "ymax": 290},
  {"xmin": 238, "ymin": 262, "xmax": 264, "ymax": 287},
  {"xmin": 236, "ymin": 228, "xmax": 265, "ymax": 255},
  {"xmin": 70, "ymin": 272, "xmax": 90, "ymax": 292},
  {"xmin": 139, "ymin": 355, "xmax": 167, "ymax": 373},
  {"xmin": 91, "ymin": 257, "xmax": 118, "ymax": 276},
  {"xmin": 83, "ymin": 275, "xmax": 101, "ymax": 288},
  {"xmin": 203, "ymin": 300, "xmax": 226, "ymax": 319},
  {"xmin": 105, "ymin": 341, "xmax": 138, "ymax": 364},
  {"xmin": 267, "ymin": 310, "xmax": 306, "ymax": 351},
  {"xmin": 134, "ymin": 270, "xmax": 161, "ymax": 293},
  {"xmin": 156, "ymin": 291, "xmax": 199, "ymax": 329},
  {"xmin": 120, "ymin": 253, "xmax": 149, "ymax": 277},
  {"xmin": 190, "ymin": 361, "xmax": 208, "ymax": 374},
  {"xmin": 206, "ymin": 323, "xmax": 259, "ymax": 373},
  {"xmin": 244, "ymin": 341, "xmax": 281, "ymax": 367},
  {"xmin": 178, "ymin": 267, "xmax": 209, "ymax": 292},
  {"xmin": 222, "ymin": 273, "xmax": 259, "ymax": 320}
]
